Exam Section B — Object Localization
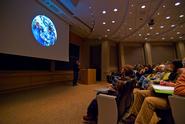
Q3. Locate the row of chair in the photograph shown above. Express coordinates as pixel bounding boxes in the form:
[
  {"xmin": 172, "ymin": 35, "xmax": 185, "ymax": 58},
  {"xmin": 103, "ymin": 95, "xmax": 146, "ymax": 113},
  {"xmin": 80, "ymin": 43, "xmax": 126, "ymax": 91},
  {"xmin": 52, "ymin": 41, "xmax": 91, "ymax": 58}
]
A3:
[{"xmin": 97, "ymin": 94, "xmax": 185, "ymax": 124}]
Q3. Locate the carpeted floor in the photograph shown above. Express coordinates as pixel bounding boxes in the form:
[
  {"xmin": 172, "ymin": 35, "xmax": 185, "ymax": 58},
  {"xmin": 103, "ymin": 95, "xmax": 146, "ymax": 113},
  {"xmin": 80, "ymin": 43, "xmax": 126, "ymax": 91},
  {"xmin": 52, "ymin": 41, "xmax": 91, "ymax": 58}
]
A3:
[{"xmin": 0, "ymin": 82, "xmax": 107, "ymax": 124}]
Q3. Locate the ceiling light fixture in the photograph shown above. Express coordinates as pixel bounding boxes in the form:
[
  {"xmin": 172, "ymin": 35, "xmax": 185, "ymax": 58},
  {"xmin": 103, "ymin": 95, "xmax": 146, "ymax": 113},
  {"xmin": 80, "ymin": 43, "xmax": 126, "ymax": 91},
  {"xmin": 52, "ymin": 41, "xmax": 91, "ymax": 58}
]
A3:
[
  {"xmin": 103, "ymin": 22, "xmax": 106, "ymax": 25},
  {"xmin": 107, "ymin": 29, "xmax": 110, "ymax": 32},
  {"xmin": 145, "ymin": 38, "xmax": 148, "ymax": 40},
  {"xmin": 129, "ymin": 28, "xmax": 132, "ymax": 30},
  {"xmin": 166, "ymin": 16, "xmax": 171, "ymax": 19},
  {"xmin": 170, "ymin": 37, "xmax": 174, "ymax": 39},
  {"xmin": 156, "ymin": 32, "xmax": 159, "ymax": 35},
  {"xmin": 141, "ymin": 5, "xmax": 146, "ymax": 9},
  {"xmin": 162, "ymin": 37, "xmax": 165, "ymax": 40},
  {"xmin": 139, "ymin": 34, "xmax": 142, "ymax": 36},
  {"xmin": 179, "ymin": 15, "xmax": 184, "ymax": 18},
  {"xmin": 105, "ymin": 35, "xmax": 108, "ymax": 37},
  {"xmin": 112, "ymin": 20, "xmax": 115, "ymax": 23},
  {"xmin": 114, "ymin": 8, "xmax": 118, "ymax": 12},
  {"xmin": 175, "ymin": 2, "xmax": 181, "ymax": 6},
  {"xmin": 177, "ymin": 32, "xmax": 180, "ymax": 34},
  {"xmin": 171, "ymin": 24, "xmax": 175, "ymax": 27},
  {"xmin": 162, "ymin": 5, "xmax": 166, "ymax": 8},
  {"xmin": 179, "ymin": 36, "xmax": 183, "ymax": 39},
  {"xmin": 102, "ymin": 10, "xmax": 106, "ymax": 14},
  {"xmin": 157, "ymin": 12, "xmax": 160, "ymax": 15},
  {"xmin": 160, "ymin": 25, "xmax": 164, "ymax": 28},
  {"xmin": 147, "ymin": 33, "xmax": 150, "ymax": 35},
  {"xmin": 89, "ymin": 6, "xmax": 92, "ymax": 9},
  {"xmin": 149, "ymin": 27, "xmax": 153, "ymax": 30}
]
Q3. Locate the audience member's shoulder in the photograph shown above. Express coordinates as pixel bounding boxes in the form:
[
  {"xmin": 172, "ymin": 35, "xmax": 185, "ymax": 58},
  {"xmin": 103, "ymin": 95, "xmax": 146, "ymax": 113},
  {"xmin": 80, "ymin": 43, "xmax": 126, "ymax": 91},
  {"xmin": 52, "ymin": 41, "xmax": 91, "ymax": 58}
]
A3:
[{"xmin": 178, "ymin": 68, "xmax": 185, "ymax": 75}]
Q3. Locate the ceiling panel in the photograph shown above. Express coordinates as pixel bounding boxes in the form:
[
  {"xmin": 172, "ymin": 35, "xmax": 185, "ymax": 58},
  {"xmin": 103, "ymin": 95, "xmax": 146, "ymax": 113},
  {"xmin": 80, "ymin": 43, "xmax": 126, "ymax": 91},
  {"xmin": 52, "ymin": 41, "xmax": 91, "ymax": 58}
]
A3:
[{"xmin": 42, "ymin": 0, "xmax": 185, "ymax": 42}]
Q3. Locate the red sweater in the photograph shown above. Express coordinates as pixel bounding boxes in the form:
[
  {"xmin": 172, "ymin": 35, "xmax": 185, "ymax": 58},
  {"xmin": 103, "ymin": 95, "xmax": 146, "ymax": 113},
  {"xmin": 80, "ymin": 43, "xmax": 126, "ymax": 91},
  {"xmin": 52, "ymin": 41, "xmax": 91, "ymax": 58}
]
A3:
[{"xmin": 174, "ymin": 70, "xmax": 185, "ymax": 96}]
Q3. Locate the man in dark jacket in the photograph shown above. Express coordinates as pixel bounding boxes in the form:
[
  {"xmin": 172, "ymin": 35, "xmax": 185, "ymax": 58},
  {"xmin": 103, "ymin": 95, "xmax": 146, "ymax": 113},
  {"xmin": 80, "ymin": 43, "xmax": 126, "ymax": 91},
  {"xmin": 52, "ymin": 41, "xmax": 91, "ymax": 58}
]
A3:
[{"xmin": 73, "ymin": 60, "xmax": 80, "ymax": 86}]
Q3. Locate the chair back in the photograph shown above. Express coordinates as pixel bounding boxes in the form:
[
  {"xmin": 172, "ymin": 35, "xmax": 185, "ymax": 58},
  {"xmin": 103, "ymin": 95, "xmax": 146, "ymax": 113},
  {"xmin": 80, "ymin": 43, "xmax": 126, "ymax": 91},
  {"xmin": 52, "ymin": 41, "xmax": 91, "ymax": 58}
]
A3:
[
  {"xmin": 97, "ymin": 94, "xmax": 118, "ymax": 124},
  {"xmin": 168, "ymin": 95, "xmax": 185, "ymax": 124}
]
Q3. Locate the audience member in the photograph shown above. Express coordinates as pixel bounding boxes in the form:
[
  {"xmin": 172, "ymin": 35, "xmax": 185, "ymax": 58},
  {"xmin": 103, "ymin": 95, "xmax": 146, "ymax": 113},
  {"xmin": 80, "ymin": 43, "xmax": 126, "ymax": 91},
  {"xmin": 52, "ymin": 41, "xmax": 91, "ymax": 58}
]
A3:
[
  {"xmin": 84, "ymin": 59, "xmax": 185, "ymax": 124},
  {"xmin": 124, "ymin": 60, "xmax": 183, "ymax": 124},
  {"xmin": 83, "ymin": 65, "xmax": 136, "ymax": 122}
]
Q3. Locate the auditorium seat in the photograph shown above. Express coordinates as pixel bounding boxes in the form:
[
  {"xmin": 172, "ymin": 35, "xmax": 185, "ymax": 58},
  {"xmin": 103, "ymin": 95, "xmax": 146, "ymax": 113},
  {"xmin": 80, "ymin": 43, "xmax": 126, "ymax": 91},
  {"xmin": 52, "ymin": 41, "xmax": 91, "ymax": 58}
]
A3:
[
  {"xmin": 97, "ymin": 94, "xmax": 118, "ymax": 124},
  {"xmin": 168, "ymin": 95, "xmax": 185, "ymax": 124}
]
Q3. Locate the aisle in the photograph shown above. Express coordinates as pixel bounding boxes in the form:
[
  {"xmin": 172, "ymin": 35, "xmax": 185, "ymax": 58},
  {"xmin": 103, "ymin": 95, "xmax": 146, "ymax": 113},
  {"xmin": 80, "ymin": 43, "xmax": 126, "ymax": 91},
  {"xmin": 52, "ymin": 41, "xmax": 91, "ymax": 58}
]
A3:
[{"xmin": 0, "ymin": 82, "xmax": 107, "ymax": 124}]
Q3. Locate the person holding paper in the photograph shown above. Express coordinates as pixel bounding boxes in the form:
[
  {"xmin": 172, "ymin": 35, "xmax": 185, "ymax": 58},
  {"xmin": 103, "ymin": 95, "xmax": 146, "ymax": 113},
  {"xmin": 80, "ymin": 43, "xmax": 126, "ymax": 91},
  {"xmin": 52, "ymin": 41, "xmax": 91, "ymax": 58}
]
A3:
[{"xmin": 124, "ymin": 60, "xmax": 183, "ymax": 124}]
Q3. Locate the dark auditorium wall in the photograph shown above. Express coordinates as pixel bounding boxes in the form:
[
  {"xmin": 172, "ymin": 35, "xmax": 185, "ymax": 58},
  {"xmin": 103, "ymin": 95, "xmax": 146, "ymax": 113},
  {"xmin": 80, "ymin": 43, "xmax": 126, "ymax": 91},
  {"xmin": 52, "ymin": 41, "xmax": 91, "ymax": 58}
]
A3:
[
  {"xmin": 123, "ymin": 44, "xmax": 145, "ymax": 65},
  {"xmin": 69, "ymin": 32, "xmax": 88, "ymax": 69},
  {"xmin": 151, "ymin": 43, "xmax": 177, "ymax": 64},
  {"xmin": 117, "ymin": 42, "xmax": 184, "ymax": 68},
  {"xmin": 109, "ymin": 43, "xmax": 119, "ymax": 72}
]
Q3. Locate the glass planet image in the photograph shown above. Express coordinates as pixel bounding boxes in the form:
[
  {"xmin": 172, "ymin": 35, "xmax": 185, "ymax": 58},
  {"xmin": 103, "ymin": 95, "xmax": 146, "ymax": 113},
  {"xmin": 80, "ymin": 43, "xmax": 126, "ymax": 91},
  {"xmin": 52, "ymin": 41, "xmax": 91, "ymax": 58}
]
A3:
[{"xmin": 31, "ymin": 15, "xmax": 57, "ymax": 47}]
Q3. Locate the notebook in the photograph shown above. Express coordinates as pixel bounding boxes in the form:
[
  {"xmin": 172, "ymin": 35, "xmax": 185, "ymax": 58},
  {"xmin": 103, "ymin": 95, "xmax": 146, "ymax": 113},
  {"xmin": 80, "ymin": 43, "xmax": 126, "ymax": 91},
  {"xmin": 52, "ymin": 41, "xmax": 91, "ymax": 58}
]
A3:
[{"xmin": 152, "ymin": 84, "xmax": 174, "ymax": 95}]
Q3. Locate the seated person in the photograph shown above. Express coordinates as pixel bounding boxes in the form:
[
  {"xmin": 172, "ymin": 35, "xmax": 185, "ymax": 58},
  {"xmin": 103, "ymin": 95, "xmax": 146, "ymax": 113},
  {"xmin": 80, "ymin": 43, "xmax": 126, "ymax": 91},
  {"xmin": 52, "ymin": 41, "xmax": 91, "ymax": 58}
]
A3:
[
  {"xmin": 107, "ymin": 67, "xmax": 127, "ymax": 85},
  {"xmin": 83, "ymin": 65, "xmax": 136, "ymax": 122},
  {"xmin": 124, "ymin": 60, "xmax": 183, "ymax": 124},
  {"xmin": 174, "ymin": 58, "xmax": 185, "ymax": 96},
  {"xmin": 137, "ymin": 64, "xmax": 165, "ymax": 89},
  {"xmin": 160, "ymin": 60, "xmax": 183, "ymax": 87}
]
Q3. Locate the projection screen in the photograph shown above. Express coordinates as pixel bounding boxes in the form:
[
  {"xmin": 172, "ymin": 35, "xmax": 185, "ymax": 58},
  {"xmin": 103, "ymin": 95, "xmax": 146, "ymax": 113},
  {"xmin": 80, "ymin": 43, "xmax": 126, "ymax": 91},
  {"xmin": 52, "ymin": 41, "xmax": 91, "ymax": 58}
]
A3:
[{"xmin": 0, "ymin": 0, "xmax": 69, "ymax": 61}]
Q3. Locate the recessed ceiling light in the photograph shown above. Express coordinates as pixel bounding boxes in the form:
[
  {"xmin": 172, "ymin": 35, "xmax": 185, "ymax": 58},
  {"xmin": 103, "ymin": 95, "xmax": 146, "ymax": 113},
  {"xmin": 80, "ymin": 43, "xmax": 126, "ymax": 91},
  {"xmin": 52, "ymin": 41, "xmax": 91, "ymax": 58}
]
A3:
[
  {"xmin": 162, "ymin": 5, "xmax": 166, "ymax": 8},
  {"xmin": 114, "ymin": 8, "xmax": 118, "ymax": 12},
  {"xmin": 141, "ymin": 5, "xmax": 146, "ymax": 9},
  {"xmin": 139, "ymin": 34, "xmax": 142, "ymax": 36},
  {"xmin": 105, "ymin": 35, "xmax": 108, "ymax": 37},
  {"xmin": 179, "ymin": 36, "xmax": 183, "ymax": 39},
  {"xmin": 103, "ymin": 22, "xmax": 106, "ymax": 25},
  {"xmin": 175, "ymin": 2, "xmax": 181, "ymax": 6},
  {"xmin": 156, "ymin": 32, "xmax": 159, "ymax": 35},
  {"xmin": 166, "ymin": 16, "xmax": 171, "ymax": 19},
  {"xmin": 147, "ymin": 33, "xmax": 150, "ymax": 35},
  {"xmin": 160, "ymin": 25, "xmax": 164, "ymax": 28},
  {"xmin": 129, "ymin": 28, "xmax": 132, "ymax": 30},
  {"xmin": 149, "ymin": 27, "xmax": 153, "ymax": 30},
  {"xmin": 145, "ymin": 37, "xmax": 148, "ymax": 40},
  {"xmin": 177, "ymin": 32, "xmax": 180, "ymax": 34},
  {"xmin": 170, "ymin": 37, "xmax": 174, "ymax": 39},
  {"xmin": 179, "ymin": 15, "xmax": 184, "ymax": 18},
  {"xmin": 171, "ymin": 24, "xmax": 175, "ymax": 27},
  {"xmin": 162, "ymin": 37, "xmax": 165, "ymax": 40},
  {"xmin": 107, "ymin": 29, "xmax": 110, "ymax": 32},
  {"xmin": 112, "ymin": 20, "xmax": 116, "ymax": 23},
  {"xmin": 157, "ymin": 12, "xmax": 160, "ymax": 15},
  {"xmin": 131, "ymin": 4, "xmax": 134, "ymax": 7},
  {"xmin": 102, "ymin": 10, "xmax": 106, "ymax": 14}
]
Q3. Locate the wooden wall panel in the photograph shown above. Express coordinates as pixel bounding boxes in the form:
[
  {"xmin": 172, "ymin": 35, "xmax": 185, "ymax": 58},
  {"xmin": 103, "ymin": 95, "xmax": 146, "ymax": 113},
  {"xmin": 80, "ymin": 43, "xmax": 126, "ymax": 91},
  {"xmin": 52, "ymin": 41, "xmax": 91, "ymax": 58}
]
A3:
[{"xmin": 0, "ymin": 71, "xmax": 73, "ymax": 93}]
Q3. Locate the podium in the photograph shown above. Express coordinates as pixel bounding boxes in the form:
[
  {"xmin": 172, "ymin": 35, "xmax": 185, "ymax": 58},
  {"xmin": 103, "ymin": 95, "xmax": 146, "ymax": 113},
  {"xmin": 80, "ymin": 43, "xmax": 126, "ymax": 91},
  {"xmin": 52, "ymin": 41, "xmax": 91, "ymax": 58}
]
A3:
[{"xmin": 80, "ymin": 69, "xmax": 96, "ymax": 84}]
